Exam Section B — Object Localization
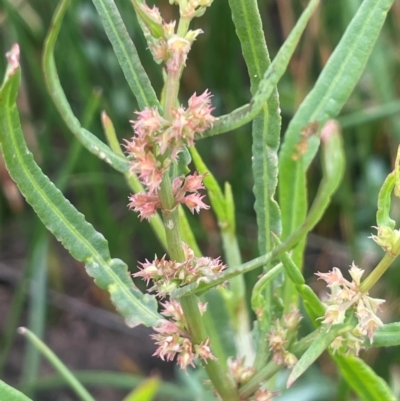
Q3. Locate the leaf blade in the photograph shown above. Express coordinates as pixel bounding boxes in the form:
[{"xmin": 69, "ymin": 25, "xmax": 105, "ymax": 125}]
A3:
[
  {"xmin": 278, "ymin": 0, "xmax": 395, "ymax": 268},
  {"xmin": 333, "ymin": 354, "xmax": 397, "ymax": 401},
  {"xmin": 0, "ymin": 380, "xmax": 33, "ymax": 401},
  {"xmin": 43, "ymin": 0, "xmax": 130, "ymax": 174},
  {"xmin": 0, "ymin": 49, "xmax": 160, "ymax": 328},
  {"xmin": 91, "ymin": 0, "xmax": 161, "ymax": 110}
]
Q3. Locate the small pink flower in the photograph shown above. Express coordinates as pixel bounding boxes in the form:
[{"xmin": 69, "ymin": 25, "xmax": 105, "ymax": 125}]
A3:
[
  {"xmin": 131, "ymin": 108, "xmax": 165, "ymax": 137},
  {"xmin": 161, "ymin": 300, "xmax": 185, "ymax": 322},
  {"xmin": 181, "ymin": 193, "xmax": 209, "ymax": 213},
  {"xmin": 182, "ymin": 172, "xmax": 206, "ymax": 192},
  {"xmin": 315, "ymin": 267, "xmax": 345, "ymax": 287},
  {"xmin": 128, "ymin": 193, "xmax": 161, "ymax": 220},
  {"xmin": 195, "ymin": 338, "xmax": 216, "ymax": 363},
  {"xmin": 177, "ymin": 338, "xmax": 196, "ymax": 369}
]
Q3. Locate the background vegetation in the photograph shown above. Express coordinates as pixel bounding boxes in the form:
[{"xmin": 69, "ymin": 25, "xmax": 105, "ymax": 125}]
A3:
[{"xmin": 1, "ymin": 0, "xmax": 400, "ymax": 399}]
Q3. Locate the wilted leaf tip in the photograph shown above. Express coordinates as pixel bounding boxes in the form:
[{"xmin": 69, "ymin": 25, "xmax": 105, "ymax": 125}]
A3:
[{"xmin": 5, "ymin": 43, "xmax": 20, "ymax": 78}]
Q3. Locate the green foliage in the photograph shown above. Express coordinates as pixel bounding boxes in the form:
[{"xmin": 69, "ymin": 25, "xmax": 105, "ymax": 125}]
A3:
[
  {"xmin": 334, "ymin": 355, "xmax": 397, "ymax": 401},
  {"xmin": 0, "ymin": 59, "xmax": 160, "ymax": 328},
  {"xmin": 0, "ymin": 380, "xmax": 33, "ymax": 401}
]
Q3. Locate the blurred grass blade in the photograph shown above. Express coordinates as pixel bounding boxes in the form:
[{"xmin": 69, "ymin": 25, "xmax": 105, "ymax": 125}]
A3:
[
  {"xmin": 27, "ymin": 371, "xmax": 195, "ymax": 400},
  {"xmin": 43, "ymin": 0, "xmax": 130, "ymax": 174},
  {"xmin": 333, "ymin": 354, "xmax": 397, "ymax": 401},
  {"xmin": 338, "ymin": 99, "xmax": 400, "ymax": 129},
  {"xmin": 21, "ymin": 229, "xmax": 49, "ymax": 395},
  {"xmin": 18, "ymin": 328, "xmax": 95, "ymax": 401},
  {"xmin": 91, "ymin": 0, "xmax": 161, "ymax": 111},
  {"xmin": 122, "ymin": 377, "xmax": 160, "ymax": 401},
  {"xmin": 368, "ymin": 322, "xmax": 400, "ymax": 347},
  {"xmin": 203, "ymin": 0, "xmax": 319, "ymax": 137},
  {"xmin": 287, "ymin": 323, "xmax": 352, "ymax": 388},
  {"xmin": 278, "ymin": 0, "xmax": 395, "ymax": 269},
  {"xmin": 0, "ymin": 46, "xmax": 161, "ymax": 327},
  {"xmin": 0, "ymin": 380, "xmax": 33, "ymax": 401}
]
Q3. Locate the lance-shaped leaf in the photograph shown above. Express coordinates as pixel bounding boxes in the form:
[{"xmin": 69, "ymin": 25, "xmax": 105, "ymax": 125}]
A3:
[
  {"xmin": 227, "ymin": 0, "xmax": 282, "ymax": 253},
  {"xmin": 0, "ymin": 380, "xmax": 33, "ymax": 401},
  {"xmin": 287, "ymin": 323, "xmax": 352, "ymax": 388},
  {"xmin": 333, "ymin": 354, "xmax": 397, "ymax": 401},
  {"xmin": 203, "ymin": 0, "xmax": 320, "ymax": 138},
  {"xmin": 367, "ymin": 322, "xmax": 400, "ymax": 347},
  {"xmin": 91, "ymin": 0, "xmax": 161, "ymax": 110},
  {"xmin": 0, "ymin": 45, "xmax": 160, "ymax": 328},
  {"xmin": 278, "ymin": 0, "xmax": 395, "ymax": 269},
  {"xmin": 43, "ymin": 0, "xmax": 130, "ymax": 174}
]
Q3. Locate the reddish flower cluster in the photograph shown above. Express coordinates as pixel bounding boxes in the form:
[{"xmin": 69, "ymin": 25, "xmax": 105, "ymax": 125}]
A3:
[
  {"xmin": 151, "ymin": 300, "xmax": 216, "ymax": 369},
  {"xmin": 126, "ymin": 90, "xmax": 215, "ymax": 220},
  {"xmin": 316, "ymin": 263, "xmax": 384, "ymax": 355},
  {"xmin": 134, "ymin": 242, "xmax": 225, "ymax": 297}
]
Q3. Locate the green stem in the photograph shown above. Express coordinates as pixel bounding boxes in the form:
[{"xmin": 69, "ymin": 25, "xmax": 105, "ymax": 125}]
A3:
[
  {"xmin": 221, "ymin": 230, "xmax": 255, "ymax": 362},
  {"xmin": 360, "ymin": 233, "xmax": 400, "ymax": 293},
  {"xmin": 360, "ymin": 247, "xmax": 400, "ymax": 293},
  {"xmin": 239, "ymin": 362, "xmax": 280, "ymax": 398},
  {"xmin": 159, "ymin": 53, "xmax": 239, "ymax": 400}
]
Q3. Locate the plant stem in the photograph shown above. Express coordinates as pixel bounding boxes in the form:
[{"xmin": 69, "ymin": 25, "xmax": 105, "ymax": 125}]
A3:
[
  {"xmin": 360, "ymin": 237, "xmax": 400, "ymax": 292},
  {"xmin": 159, "ymin": 53, "xmax": 239, "ymax": 401},
  {"xmin": 158, "ymin": 176, "xmax": 239, "ymax": 400},
  {"xmin": 360, "ymin": 253, "xmax": 395, "ymax": 293}
]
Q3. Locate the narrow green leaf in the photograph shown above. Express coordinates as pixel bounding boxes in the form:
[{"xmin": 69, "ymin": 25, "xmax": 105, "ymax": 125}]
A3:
[
  {"xmin": 282, "ymin": 121, "xmax": 345, "ymax": 305},
  {"xmin": 18, "ymin": 328, "xmax": 95, "ymax": 401},
  {"xmin": 203, "ymin": 0, "xmax": 319, "ymax": 137},
  {"xmin": 367, "ymin": 322, "xmax": 400, "ymax": 347},
  {"xmin": 227, "ymin": 0, "xmax": 282, "ymax": 263},
  {"xmin": 287, "ymin": 323, "xmax": 351, "ymax": 388},
  {"xmin": 122, "ymin": 377, "xmax": 160, "ymax": 401},
  {"xmin": 0, "ymin": 47, "xmax": 160, "ymax": 327},
  {"xmin": 280, "ymin": 250, "xmax": 305, "ymax": 286},
  {"xmin": 296, "ymin": 284, "xmax": 325, "ymax": 324},
  {"xmin": 91, "ymin": 0, "xmax": 161, "ymax": 110},
  {"xmin": 279, "ymin": 0, "xmax": 395, "ymax": 269},
  {"xmin": 250, "ymin": 263, "xmax": 282, "ymax": 330},
  {"xmin": 333, "ymin": 354, "xmax": 396, "ymax": 401},
  {"xmin": 43, "ymin": 0, "xmax": 130, "ymax": 174},
  {"xmin": 0, "ymin": 380, "xmax": 33, "ymax": 401}
]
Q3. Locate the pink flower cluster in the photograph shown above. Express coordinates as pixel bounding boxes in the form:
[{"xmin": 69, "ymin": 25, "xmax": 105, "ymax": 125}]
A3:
[
  {"xmin": 138, "ymin": 2, "xmax": 212, "ymax": 73},
  {"xmin": 134, "ymin": 242, "xmax": 225, "ymax": 297},
  {"xmin": 316, "ymin": 263, "xmax": 384, "ymax": 355},
  {"xmin": 126, "ymin": 90, "xmax": 215, "ymax": 220},
  {"xmin": 151, "ymin": 300, "xmax": 216, "ymax": 369},
  {"xmin": 267, "ymin": 307, "xmax": 301, "ymax": 368}
]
